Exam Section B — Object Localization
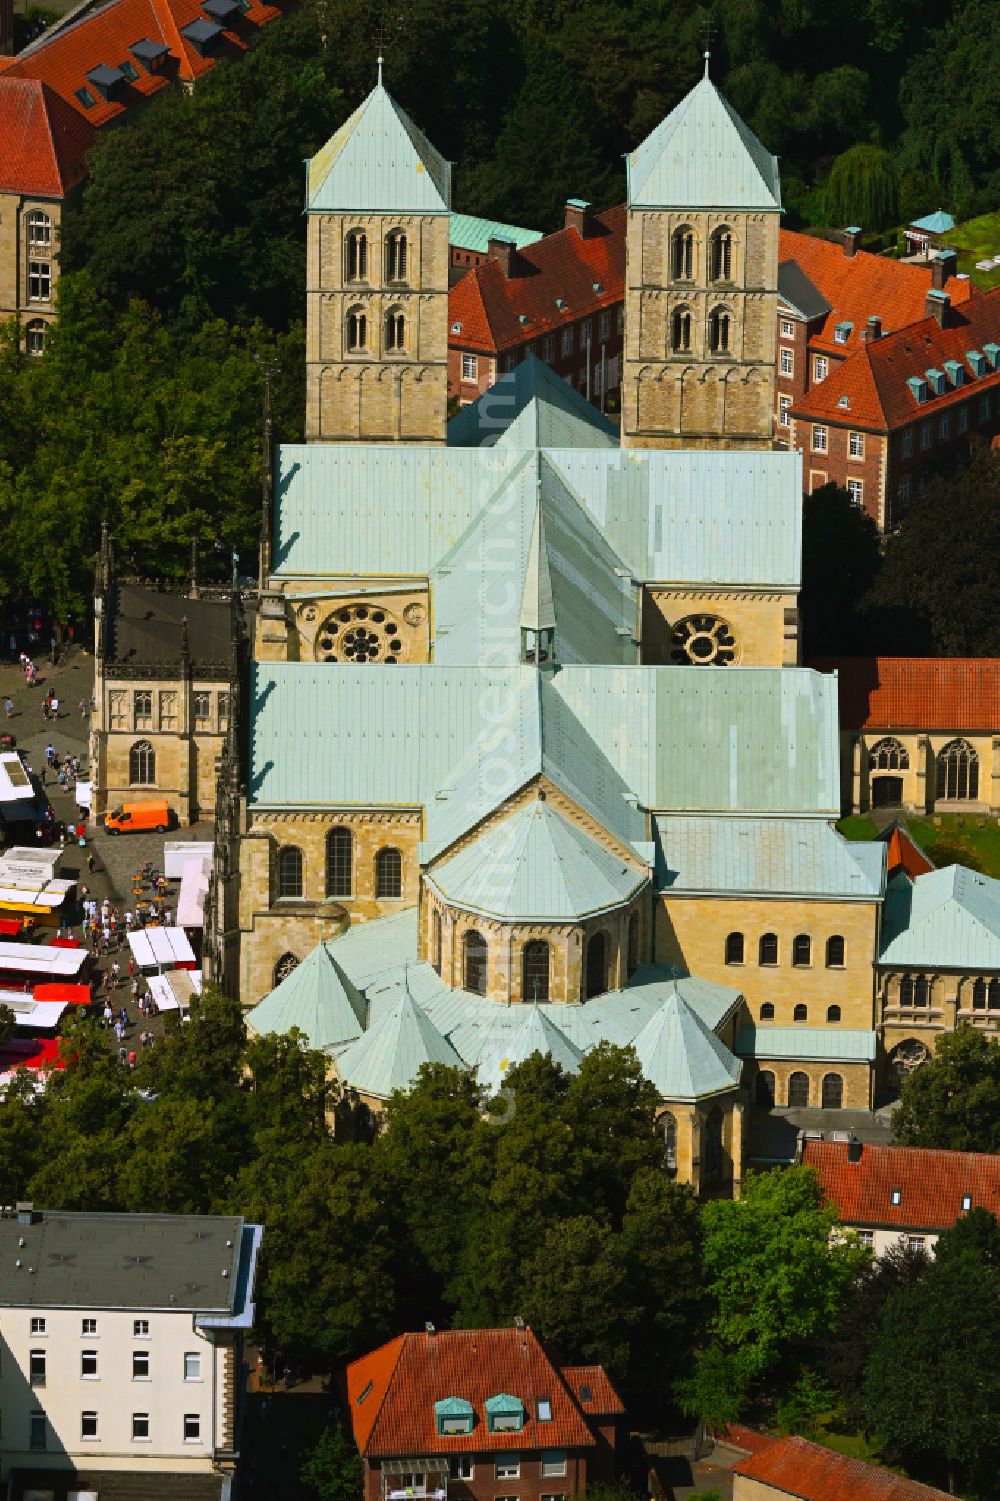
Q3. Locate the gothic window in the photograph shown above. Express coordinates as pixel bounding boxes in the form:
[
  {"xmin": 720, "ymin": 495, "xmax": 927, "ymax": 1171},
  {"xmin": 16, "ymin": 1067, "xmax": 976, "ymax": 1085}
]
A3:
[
  {"xmin": 133, "ymin": 690, "xmax": 153, "ymax": 730},
  {"xmin": 314, "ymin": 604, "xmax": 404, "ymax": 664},
  {"xmin": 26, "ymin": 210, "xmax": 52, "ymax": 247},
  {"xmin": 869, "ymin": 737, "xmax": 908, "ymax": 771},
  {"xmin": 658, "ymin": 1111, "xmax": 677, "ymax": 1172},
  {"xmin": 793, "ymin": 1003, "xmax": 808, "ymax": 1022},
  {"xmin": 936, "ymin": 739, "xmax": 979, "ymax": 801},
  {"xmin": 218, "ymin": 692, "xmax": 230, "ymax": 731},
  {"xmin": 822, "ymin": 1072, "xmax": 844, "ymax": 1109},
  {"xmin": 913, "ymin": 975, "xmax": 929, "ymax": 1007},
  {"xmin": 385, "ymin": 308, "xmax": 406, "ymax": 352},
  {"xmin": 346, "ymin": 306, "xmax": 368, "ymax": 353},
  {"xmin": 888, "ymin": 1038, "xmax": 929, "ymax": 1091},
  {"xmin": 375, "ymin": 847, "xmax": 402, "ymax": 899},
  {"xmin": 523, "ymin": 940, "xmax": 549, "ymax": 1002},
  {"xmin": 760, "ymin": 1002, "xmax": 774, "ymax": 1020},
  {"xmin": 703, "ymin": 1107, "xmax": 724, "ymax": 1183},
  {"xmin": 788, "ymin": 1071, "xmax": 810, "ymax": 1107},
  {"xmin": 432, "ymin": 910, "xmax": 442, "ymax": 975},
  {"xmin": 827, "ymin": 1004, "xmax": 841, "ymax": 1022},
  {"xmin": 973, "ymin": 977, "xmax": 987, "ymax": 1009},
  {"xmin": 669, "ymin": 614, "xmax": 737, "ymax": 666},
  {"xmin": 584, "ymin": 932, "xmax": 607, "ymax": 999},
  {"xmin": 792, "ymin": 934, "xmax": 812, "ymax": 967},
  {"xmin": 346, "ymin": 230, "xmax": 367, "ymax": 281},
  {"xmin": 899, "ymin": 975, "xmax": 914, "ymax": 1006},
  {"xmin": 671, "ymin": 306, "xmax": 692, "ymax": 352},
  {"xmin": 709, "ymin": 306, "xmax": 731, "ymax": 353},
  {"xmin": 193, "ymin": 691, "xmax": 211, "ymax": 731},
  {"xmin": 277, "ymin": 846, "xmax": 303, "ymax": 899},
  {"xmin": 725, "ymin": 931, "xmax": 744, "ymax": 965},
  {"xmin": 464, "ymin": 930, "xmax": 488, "ymax": 995},
  {"xmin": 756, "ymin": 1070, "xmax": 776, "ymax": 1108},
  {"xmin": 158, "ymin": 690, "xmax": 177, "ymax": 732},
  {"xmin": 25, "ymin": 319, "xmax": 46, "ymax": 356},
  {"xmin": 386, "ymin": 231, "xmax": 408, "ymax": 282},
  {"xmin": 759, "ymin": 932, "xmax": 778, "ymax": 966},
  {"xmin": 627, "ymin": 912, "xmax": 639, "ymax": 974},
  {"xmin": 273, "ymin": 952, "xmax": 300, "ymax": 986},
  {"xmin": 991, "ymin": 979, "xmax": 1000, "ymax": 1010},
  {"xmin": 671, "ymin": 227, "xmax": 694, "ymax": 281},
  {"xmin": 826, "ymin": 935, "xmax": 845, "ymax": 967},
  {"xmin": 325, "ymin": 827, "xmax": 352, "ymax": 898},
  {"xmin": 710, "ymin": 228, "xmax": 733, "ymax": 282},
  {"xmin": 109, "ymin": 690, "xmax": 127, "ymax": 730},
  {"xmin": 129, "ymin": 739, "xmax": 155, "ymax": 785}
]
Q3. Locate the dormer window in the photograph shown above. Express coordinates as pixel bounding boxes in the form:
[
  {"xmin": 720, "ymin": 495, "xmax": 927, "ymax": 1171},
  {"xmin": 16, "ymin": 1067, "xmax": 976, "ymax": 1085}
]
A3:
[
  {"xmin": 944, "ymin": 359, "xmax": 963, "ymax": 387},
  {"xmin": 130, "ymin": 37, "xmax": 171, "ymax": 72},
  {"xmin": 85, "ymin": 63, "xmax": 126, "ymax": 100},
  {"xmin": 435, "ymin": 1397, "xmax": 474, "ymax": 1437},
  {"xmin": 834, "ymin": 321, "xmax": 853, "ymax": 345},
  {"xmin": 485, "ymin": 1394, "xmax": 525, "ymax": 1433},
  {"xmin": 180, "ymin": 18, "xmax": 224, "ymax": 55},
  {"xmin": 907, "ymin": 376, "xmax": 928, "ymax": 404},
  {"xmin": 968, "ymin": 349, "xmax": 986, "ymax": 377},
  {"xmin": 926, "ymin": 368, "xmax": 946, "ymax": 396},
  {"xmin": 203, "ymin": 0, "xmax": 242, "ymax": 19}
]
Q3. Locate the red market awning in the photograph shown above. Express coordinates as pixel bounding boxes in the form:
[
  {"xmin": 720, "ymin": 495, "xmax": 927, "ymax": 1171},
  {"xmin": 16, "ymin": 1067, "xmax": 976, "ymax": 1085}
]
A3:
[
  {"xmin": 49, "ymin": 937, "xmax": 81, "ymax": 949},
  {"xmin": 0, "ymin": 1036, "xmax": 63, "ymax": 1074},
  {"xmin": 33, "ymin": 982, "xmax": 91, "ymax": 1007},
  {"xmin": 0, "ymin": 918, "xmax": 21, "ymax": 937}
]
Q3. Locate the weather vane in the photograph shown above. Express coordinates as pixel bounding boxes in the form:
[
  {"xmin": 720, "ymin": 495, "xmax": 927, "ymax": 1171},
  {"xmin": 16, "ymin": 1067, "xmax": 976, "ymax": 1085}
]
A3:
[{"xmin": 700, "ymin": 19, "xmax": 715, "ymax": 78}]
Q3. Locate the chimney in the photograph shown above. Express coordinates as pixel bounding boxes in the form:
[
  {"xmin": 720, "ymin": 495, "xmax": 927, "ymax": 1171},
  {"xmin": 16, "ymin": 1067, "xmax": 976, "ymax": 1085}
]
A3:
[
  {"xmin": 925, "ymin": 289, "xmax": 950, "ymax": 327},
  {"xmin": 564, "ymin": 199, "xmax": 593, "ymax": 238},
  {"xmin": 487, "ymin": 237, "xmax": 516, "ymax": 279},
  {"xmin": 931, "ymin": 248, "xmax": 957, "ymax": 290},
  {"xmin": 862, "ymin": 315, "xmax": 882, "ymax": 344},
  {"xmin": 425, "ymin": 1321, "xmax": 435, "ymax": 1337},
  {"xmin": 842, "ymin": 226, "xmax": 862, "ymax": 258},
  {"xmin": 847, "ymin": 1136, "xmax": 863, "ymax": 1165}
]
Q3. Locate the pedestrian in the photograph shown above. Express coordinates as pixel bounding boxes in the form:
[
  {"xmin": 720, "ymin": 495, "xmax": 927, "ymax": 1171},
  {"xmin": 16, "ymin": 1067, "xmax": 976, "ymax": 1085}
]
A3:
[
  {"xmin": 131, "ymin": 977, "xmax": 139, "ymax": 1002},
  {"xmin": 101, "ymin": 923, "xmax": 110, "ymax": 947},
  {"xmin": 42, "ymin": 693, "xmax": 52, "ymax": 721},
  {"xmin": 119, "ymin": 1006, "xmax": 127, "ymax": 1028},
  {"xmin": 128, "ymin": 1049, "xmax": 136, "ymax": 1069},
  {"xmin": 45, "ymin": 743, "xmax": 55, "ymax": 765},
  {"xmin": 118, "ymin": 1045, "xmax": 127, "ymax": 1066},
  {"xmin": 50, "ymin": 695, "xmax": 59, "ymax": 720},
  {"xmin": 103, "ymin": 1002, "xmax": 113, "ymax": 1029},
  {"xmin": 126, "ymin": 914, "xmax": 134, "ymax": 933},
  {"xmin": 79, "ymin": 698, "xmax": 89, "ymax": 720},
  {"xmin": 110, "ymin": 961, "xmax": 120, "ymax": 988},
  {"xmin": 87, "ymin": 852, "xmax": 95, "ymax": 873},
  {"xmin": 2, "ymin": 697, "xmax": 11, "ymax": 719}
]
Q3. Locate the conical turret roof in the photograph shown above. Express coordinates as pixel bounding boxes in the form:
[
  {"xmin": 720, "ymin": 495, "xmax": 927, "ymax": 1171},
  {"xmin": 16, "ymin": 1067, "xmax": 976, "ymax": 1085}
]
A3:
[
  {"xmin": 245, "ymin": 942, "xmax": 366, "ymax": 1052},
  {"xmin": 631, "ymin": 986, "xmax": 743, "ymax": 1101},
  {"xmin": 477, "ymin": 1003, "xmax": 585, "ymax": 1095},
  {"xmin": 519, "ymin": 499, "xmax": 556, "ymax": 633}
]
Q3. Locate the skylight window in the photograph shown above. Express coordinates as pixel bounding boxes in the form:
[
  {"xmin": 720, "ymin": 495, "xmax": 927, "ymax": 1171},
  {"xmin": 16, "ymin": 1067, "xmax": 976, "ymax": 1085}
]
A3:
[
  {"xmin": 75, "ymin": 87, "xmax": 96, "ymax": 108},
  {"xmin": 537, "ymin": 1399, "xmax": 552, "ymax": 1422},
  {"xmin": 962, "ymin": 1194, "xmax": 972, "ymax": 1211},
  {"xmin": 891, "ymin": 1188, "xmax": 901, "ymax": 1206},
  {"xmin": 356, "ymin": 1381, "xmax": 374, "ymax": 1405}
]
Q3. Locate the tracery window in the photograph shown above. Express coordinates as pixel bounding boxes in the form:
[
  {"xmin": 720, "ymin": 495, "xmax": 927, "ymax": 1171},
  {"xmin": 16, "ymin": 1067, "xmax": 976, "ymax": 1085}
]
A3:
[
  {"xmin": 669, "ymin": 614, "xmax": 737, "ymax": 666},
  {"xmin": 129, "ymin": 739, "xmax": 155, "ymax": 785},
  {"xmin": 703, "ymin": 1107, "xmax": 724, "ymax": 1183},
  {"xmin": 869, "ymin": 737, "xmax": 908, "ymax": 771},
  {"xmin": 273, "ymin": 952, "xmax": 300, "ymax": 986},
  {"xmin": 936, "ymin": 739, "xmax": 979, "ymax": 801},
  {"xmin": 658, "ymin": 1111, "xmax": 677, "ymax": 1171},
  {"xmin": 26, "ymin": 210, "xmax": 52, "ymax": 247},
  {"xmin": 585, "ymin": 932, "xmax": 607, "ymax": 999},
  {"xmin": 278, "ymin": 846, "xmax": 303, "ymax": 899},
  {"xmin": 314, "ymin": 604, "xmax": 405, "ymax": 664}
]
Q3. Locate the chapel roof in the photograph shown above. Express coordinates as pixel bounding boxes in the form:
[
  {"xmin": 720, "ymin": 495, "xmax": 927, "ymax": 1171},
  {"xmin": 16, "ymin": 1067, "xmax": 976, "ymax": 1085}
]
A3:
[
  {"xmin": 879, "ymin": 865, "xmax": 1000, "ymax": 970},
  {"xmin": 475, "ymin": 1003, "xmax": 585, "ymax": 1095},
  {"xmin": 245, "ymin": 942, "xmax": 366, "ymax": 1052},
  {"xmin": 631, "ymin": 988, "xmax": 743, "ymax": 1101},
  {"xmin": 334, "ymin": 986, "xmax": 463, "ymax": 1100}
]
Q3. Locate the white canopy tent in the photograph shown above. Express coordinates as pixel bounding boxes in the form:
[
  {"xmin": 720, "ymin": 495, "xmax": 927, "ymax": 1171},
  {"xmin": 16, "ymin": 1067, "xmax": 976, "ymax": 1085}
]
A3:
[
  {"xmin": 176, "ymin": 855, "xmax": 210, "ymax": 929},
  {"xmin": 147, "ymin": 968, "xmax": 203, "ymax": 1013},
  {"xmin": 127, "ymin": 927, "xmax": 196, "ymax": 972}
]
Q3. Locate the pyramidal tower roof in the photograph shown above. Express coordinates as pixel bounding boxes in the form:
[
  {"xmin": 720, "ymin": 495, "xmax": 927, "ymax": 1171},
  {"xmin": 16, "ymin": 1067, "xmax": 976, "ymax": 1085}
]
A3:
[
  {"xmin": 306, "ymin": 68, "xmax": 451, "ymax": 215},
  {"xmin": 631, "ymin": 986, "xmax": 743, "ymax": 1101},
  {"xmin": 335, "ymin": 986, "xmax": 464, "ymax": 1100},
  {"xmin": 477, "ymin": 1004, "xmax": 585, "ymax": 1095},
  {"xmin": 245, "ymin": 942, "xmax": 366, "ymax": 1052},
  {"xmin": 627, "ymin": 69, "xmax": 781, "ymax": 211}
]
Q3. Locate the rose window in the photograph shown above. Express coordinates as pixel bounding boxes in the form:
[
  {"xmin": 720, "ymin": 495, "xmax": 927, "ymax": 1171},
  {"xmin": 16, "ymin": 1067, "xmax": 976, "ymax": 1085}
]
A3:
[
  {"xmin": 315, "ymin": 605, "xmax": 405, "ymax": 663},
  {"xmin": 669, "ymin": 614, "xmax": 737, "ymax": 665}
]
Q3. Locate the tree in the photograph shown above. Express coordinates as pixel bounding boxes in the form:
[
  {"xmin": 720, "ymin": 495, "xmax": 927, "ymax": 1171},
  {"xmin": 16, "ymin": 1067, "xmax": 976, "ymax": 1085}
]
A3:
[
  {"xmin": 824, "ymin": 1240, "xmax": 929, "ymax": 1426},
  {"xmin": 892, "ymin": 1025, "xmax": 1000, "ymax": 1153},
  {"xmin": 800, "ymin": 484, "xmax": 881, "ymax": 657},
  {"xmin": 520, "ymin": 1215, "xmax": 640, "ymax": 1386},
  {"xmin": 0, "ymin": 1002, "xmax": 14, "ymax": 1045},
  {"xmin": 934, "ymin": 1207, "xmax": 1000, "ymax": 1273},
  {"xmin": 300, "ymin": 1422, "xmax": 364, "ymax": 1501},
  {"xmin": 824, "ymin": 145, "xmax": 898, "ymax": 230}
]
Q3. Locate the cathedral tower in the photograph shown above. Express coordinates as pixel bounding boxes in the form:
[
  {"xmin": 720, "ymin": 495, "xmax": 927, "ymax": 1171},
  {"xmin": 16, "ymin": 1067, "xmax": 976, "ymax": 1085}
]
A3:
[
  {"xmin": 621, "ymin": 61, "xmax": 781, "ymax": 450},
  {"xmin": 304, "ymin": 65, "xmax": 451, "ymax": 443}
]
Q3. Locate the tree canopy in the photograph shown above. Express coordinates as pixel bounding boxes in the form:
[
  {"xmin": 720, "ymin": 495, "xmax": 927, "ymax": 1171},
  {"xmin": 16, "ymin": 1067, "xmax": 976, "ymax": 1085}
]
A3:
[{"xmin": 892, "ymin": 1025, "xmax": 1000, "ymax": 1152}]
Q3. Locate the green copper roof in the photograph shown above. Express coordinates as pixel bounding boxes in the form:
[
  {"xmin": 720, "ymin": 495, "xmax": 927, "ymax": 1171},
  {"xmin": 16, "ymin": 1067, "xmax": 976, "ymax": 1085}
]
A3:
[
  {"xmin": 735, "ymin": 1026, "xmax": 877, "ymax": 1062},
  {"xmin": 450, "ymin": 213, "xmax": 542, "ymax": 254},
  {"xmin": 335, "ymin": 987, "xmax": 464, "ymax": 1099},
  {"xmin": 655, "ymin": 817, "xmax": 885, "ymax": 899},
  {"xmin": 244, "ymin": 943, "xmax": 365, "ymax": 1052},
  {"xmin": 447, "ymin": 356, "xmax": 618, "ymax": 451},
  {"xmin": 631, "ymin": 988, "xmax": 743, "ymax": 1101},
  {"xmin": 306, "ymin": 81, "xmax": 450, "ymax": 214},
  {"xmin": 476, "ymin": 1003, "xmax": 585, "ymax": 1094},
  {"xmin": 519, "ymin": 501, "xmax": 556, "ymax": 633},
  {"xmin": 627, "ymin": 73, "xmax": 781, "ymax": 210},
  {"xmin": 428, "ymin": 801, "xmax": 648, "ymax": 921},
  {"xmin": 879, "ymin": 866, "xmax": 1000, "ymax": 969}
]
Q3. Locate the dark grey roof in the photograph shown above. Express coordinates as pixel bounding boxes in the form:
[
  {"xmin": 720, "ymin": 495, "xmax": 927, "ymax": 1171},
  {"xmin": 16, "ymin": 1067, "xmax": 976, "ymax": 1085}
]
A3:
[
  {"xmin": 130, "ymin": 36, "xmax": 171, "ymax": 59},
  {"xmin": 778, "ymin": 259, "xmax": 832, "ymax": 321},
  {"xmin": 0, "ymin": 1209, "xmax": 245, "ymax": 1311},
  {"xmin": 108, "ymin": 583, "xmax": 237, "ymax": 668},
  {"xmin": 181, "ymin": 17, "xmax": 223, "ymax": 40},
  {"xmin": 202, "ymin": 0, "xmax": 240, "ymax": 17},
  {"xmin": 86, "ymin": 62, "xmax": 125, "ymax": 87},
  {"xmin": 9, "ymin": 1469, "xmax": 222, "ymax": 1501}
]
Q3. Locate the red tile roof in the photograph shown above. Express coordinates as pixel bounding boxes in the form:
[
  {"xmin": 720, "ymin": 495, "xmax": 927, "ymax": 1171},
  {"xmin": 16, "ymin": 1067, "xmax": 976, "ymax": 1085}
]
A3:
[
  {"xmin": 733, "ymin": 1435, "xmax": 952, "ymax": 1501},
  {"xmin": 0, "ymin": 0, "xmax": 282, "ymax": 127},
  {"xmin": 791, "ymin": 287, "xmax": 1000, "ymax": 431},
  {"xmin": 449, "ymin": 205, "xmax": 625, "ymax": 356},
  {"xmin": 0, "ymin": 77, "xmax": 97, "ymax": 195},
  {"xmin": 810, "ymin": 657, "xmax": 1000, "ymax": 732},
  {"xmin": 559, "ymin": 1365, "xmax": 626, "ymax": 1417},
  {"xmin": 717, "ymin": 1424, "xmax": 780, "ymax": 1456},
  {"xmin": 881, "ymin": 824, "xmax": 935, "ymax": 882},
  {"xmin": 347, "ymin": 1328, "xmax": 611, "ymax": 1458},
  {"xmin": 801, "ymin": 1140, "xmax": 1000, "ymax": 1232},
  {"xmin": 779, "ymin": 229, "xmax": 975, "ymax": 358}
]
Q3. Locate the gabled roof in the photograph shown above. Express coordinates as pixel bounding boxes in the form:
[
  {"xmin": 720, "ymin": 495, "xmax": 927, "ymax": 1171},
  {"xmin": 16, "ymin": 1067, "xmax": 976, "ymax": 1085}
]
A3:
[
  {"xmin": 627, "ymin": 74, "xmax": 780, "ymax": 211},
  {"xmin": 346, "ymin": 1326, "xmax": 607, "ymax": 1457},
  {"xmin": 631, "ymin": 988, "xmax": 743, "ymax": 1101},
  {"xmin": 802, "ymin": 1139, "xmax": 1000, "ymax": 1232},
  {"xmin": 306, "ymin": 78, "xmax": 450, "ymax": 214},
  {"xmin": 881, "ymin": 822, "xmax": 935, "ymax": 881},
  {"xmin": 476, "ymin": 1003, "xmax": 585, "ymax": 1094},
  {"xmin": 0, "ymin": 77, "xmax": 97, "ymax": 195},
  {"xmin": 335, "ymin": 986, "xmax": 463, "ymax": 1100},
  {"xmin": 450, "ymin": 212, "xmax": 542, "ymax": 255},
  {"xmin": 778, "ymin": 228, "xmax": 974, "ymax": 357},
  {"xmin": 560, "ymin": 1365, "xmax": 626, "ymax": 1416},
  {"xmin": 655, "ymin": 816, "xmax": 885, "ymax": 900},
  {"xmin": 732, "ymin": 1434, "xmax": 952, "ymax": 1501},
  {"xmin": 879, "ymin": 865, "xmax": 1000, "ymax": 969},
  {"xmin": 244, "ymin": 942, "xmax": 366, "ymax": 1052},
  {"xmin": 447, "ymin": 205, "xmax": 625, "ymax": 355},
  {"xmin": 447, "ymin": 354, "xmax": 618, "ymax": 450},
  {"xmin": 810, "ymin": 657, "xmax": 1000, "ymax": 732}
]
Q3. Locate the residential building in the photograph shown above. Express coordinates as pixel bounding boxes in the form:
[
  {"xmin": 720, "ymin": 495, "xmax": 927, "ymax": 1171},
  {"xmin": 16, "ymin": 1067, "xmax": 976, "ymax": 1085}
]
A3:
[
  {"xmin": 789, "ymin": 287, "xmax": 1000, "ymax": 528},
  {"xmin": 0, "ymin": 78, "xmax": 96, "ymax": 349},
  {"xmin": 346, "ymin": 1325, "xmax": 625, "ymax": 1501},
  {"xmin": 801, "ymin": 1138, "xmax": 1000, "ymax": 1257},
  {"xmin": 449, "ymin": 213, "xmax": 542, "ymax": 282},
  {"xmin": 447, "ymin": 201, "xmax": 625, "ymax": 407},
  {"xmin": 904, "ymin": 210, "xmax": 955, "ymax": 259},
  {"xmin": 733, "ymin": 1434, "xmax": 953, "ymax": 1501},
  {"xmin": 0, "ymin": 1204, "xmax": 262, "ymax": 1499},
  {"xmin": 810, "ymin": 657, "xmax": 1000, "ymax": 816}
]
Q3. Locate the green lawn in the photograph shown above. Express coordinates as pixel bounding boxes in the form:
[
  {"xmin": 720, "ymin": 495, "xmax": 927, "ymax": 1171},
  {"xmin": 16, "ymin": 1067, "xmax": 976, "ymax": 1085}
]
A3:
[
  {"xmin": 940, "ymin": 212, "xmax": 1000, "ymax": 290},
  {"xmin": 837, "ymin": 816, "xmax": 879, "ymax": 841},
  {"xmin": 837, "ymin": 813, "xmax": 1000, "ymax": 879}
]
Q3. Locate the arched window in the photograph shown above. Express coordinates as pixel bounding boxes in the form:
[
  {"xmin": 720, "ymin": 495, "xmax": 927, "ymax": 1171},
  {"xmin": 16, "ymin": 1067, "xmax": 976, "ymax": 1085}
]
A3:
[
  {"xmin": 346, "ymin": 307, "xmax": 368, "ymax": 353},
  {"xmin": 793, "ymin": 1003, "xmax": 808, "ymax": 1022},
  {"xmin": 26, "ymin": 210, "xmax": 51, "ymax": 247},
  {"xmin": 129, "ymin": 740, "xmax": 155, "ymax": 785},
  {"xmin": 870, "ymin": 737, "xmax": 909, "ymax": 771},
  {"xmin": 432, "ymin": 910, "xmax": 442, "ymax": 975},
  {"xmin": 759, "ymin": 932, "xmax": 778, "ymax": 966},
  {"xmin": 585, "ymin": 932, "xmax": 607, "ymax": 1000},
  {"xmin": 709, "ymin": 306, "xmax": 731, "ymax": 353},
  {"xmin": 827, "ymin": 1004, "xmax": 841, "ymax": 1023},
  {"xmin": 278, "ymin": 846, "xmax": 303, "ymax": 899},
  {"xmin": 756, "ymin": 1069, "xmax": 776, "ymax": 1108},
  {"xmin": 523, "ymin": 940, "xmax": 550, "ymax": 1002},
  {"xmin": 375, "ymin": 847, "xmax": 402, "ymax": 899},
  {"xmin": 658, "ymin": 1111, "xmax": 677, "ymax": 1171},
  {"xmin": 725, "ymin": 931, "xmax": 744, "ymax": 965},
  {"xmin": 345, "ymin": 230, "xmax": 367, "ymax": 281},
  {"xmin": 385, "ymin": 308, "xmax": 406, "ymax": 352},
  {"xmin": 990, "ymin": 979, "xmax": 1000, "ymax": 1011},
  {"xmin": 671, "ymin": 306, "xmax": 692, "ymax": 351},
  {"xmin": 973, "ymin": 977, "xmax": 987, "ymax": 1009},
  {"xmin": 627, "ymin": 912, "xmax": 639, "ymax": 975},
  {"xmin": 325, "ymin": 827, "xmax": 352, "ymax": 898},
  {"xmin": 25, "ymin": 318, "xmax": 46, "ymax": 356},
  {"xmin": 703, "ymin": 1107, "xmax": 724, "ymax": 1184},
  {"xmin": 899, "ymin": 975, "xmax": 914, "ymax": 1007},
  {"xmin": 788, "ymin": 1071, "xmax": 810, "ymax": 1107},
  {"xmin": 792, "ymin": 934, "xmax": 812, "ymax": 967},
  {"xmin": 822, "ymin": 1073, "xmax": 844, "ymax": 1109},
  {"xmin": 386, "ymin": 230, "xmax": 408, "ymax": 282},
  {"xmin": 273, "ymin": 952, "xmax": 299, "ymax": 986},
  {"xmin": 760, "ymin": 1002, "xmax": 774, "ymax": 1020},
  {"xmin": 826, "ymin": 935, "xmax": 845, "ymax": 968},
  {"xmin": 710, "ymin": 227, "xmax": 733, "ymax": 282},
  {"xmin": 913, "ymin": 975, "xmax": 929, "ymax": 1007},
  {"xmin": 936, "ymin": 739, "xmax": 979, "ymax": 801},
  {"xmin": 464, "ymin": 930, "xmax": 488, "ymax": 995},
  {"xmin": 671, "ymin": 227, "xmax": 694, "ymax": 281}
]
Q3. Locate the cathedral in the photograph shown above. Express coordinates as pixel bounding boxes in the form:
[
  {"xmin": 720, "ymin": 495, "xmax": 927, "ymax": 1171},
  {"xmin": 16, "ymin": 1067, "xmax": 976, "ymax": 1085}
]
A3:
[{"xmin": 205, "ymin": 66, "xmax": 910, "ymax": 1195}]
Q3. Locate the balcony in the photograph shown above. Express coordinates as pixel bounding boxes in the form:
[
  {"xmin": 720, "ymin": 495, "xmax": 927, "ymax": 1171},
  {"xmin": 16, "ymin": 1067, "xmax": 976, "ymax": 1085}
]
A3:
[{"xmin": 381, "ymin": 1461, "xmax": 448, "ymax": 1501}]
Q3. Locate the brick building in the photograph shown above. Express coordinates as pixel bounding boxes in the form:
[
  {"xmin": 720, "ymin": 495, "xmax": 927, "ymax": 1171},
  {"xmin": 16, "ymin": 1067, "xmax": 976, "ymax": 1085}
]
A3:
[
  {"xmin": 346, "ymin": 1326, "xmax": 625, "ymax": 1501},
  {"xmin": 449, "ymin": 213, "xmax": 542, "ymax": 282},
  {"xmin": 733, "ymin": 1434, "xmax": 952, "ymax": 1501},
  {"xmin": 447, "ymin": 202, "xmax": 625, "ymax": 408},
  {"xmin": 789, "ymin": 286, "xmax": 1000, "ymax": 528}
]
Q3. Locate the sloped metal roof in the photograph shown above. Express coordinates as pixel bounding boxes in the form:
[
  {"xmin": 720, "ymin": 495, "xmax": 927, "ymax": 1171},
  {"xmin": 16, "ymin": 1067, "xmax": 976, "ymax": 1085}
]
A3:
[
  {"xmin": 306, "ymin": 80, "xmax": 450, "ymax": 214},
  {"xmin": 631, "ymin": 988, "xmax": 743, "ymax": 1101},
  {"xmin": 778, "ymin": 260, "xmax": 832, "ymax": 322},
  {"xmin": 879, "ymin": 866, "xmax": 1000, "ymax": 969},
  {"xmin": 735, "ymin": 1025, "xmax": 877, "ymax": 1062},
  {"xmin": 476, "ymin": 1003, "xmax": 585, "ymax": 1094},
  {"xmin": 244, "ymin": 942, "xmax": 365, "ymax": 1051},
  {"xmin": 627, "ymin": 74, "xmax": 781, "ymax": 211},
  {"xmin": 910, "ymin": 210, "xmax": 955, "ymax": 234},
  {"xmin": 334, "ymin": 987, "xmax": 463, "ymax": 1099},
  {"xmin": 518, "ymin": 501, "xmax": 555, "ymax": 632},
  {"xmin": 446, "ymin": 355, "xmax": 618, "ymax": 450},
  {"xmin": 450, "ymin": 212, "xmax": 542, "ymax": 254},
  {"xmin": 655, "ymin": 816, "xmax": 885, "ymax": 899}
]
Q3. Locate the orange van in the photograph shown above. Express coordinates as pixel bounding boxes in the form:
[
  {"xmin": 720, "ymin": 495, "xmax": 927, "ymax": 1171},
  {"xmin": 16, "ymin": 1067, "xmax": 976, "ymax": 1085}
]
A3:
[{"xmin": 103, "ymin": 800, "xmax": 171, "ymax": 835}]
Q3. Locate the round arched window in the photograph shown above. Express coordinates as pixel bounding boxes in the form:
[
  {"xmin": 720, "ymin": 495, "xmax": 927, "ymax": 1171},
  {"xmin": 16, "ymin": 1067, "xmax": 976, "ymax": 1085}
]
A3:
[
  {"xmin": 670, "ymin": 615, "xmax": 737, "ymax": 666},
  {"xmin": 314, "ymin": 604, "xmax": 406, "ymax": 664}
]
